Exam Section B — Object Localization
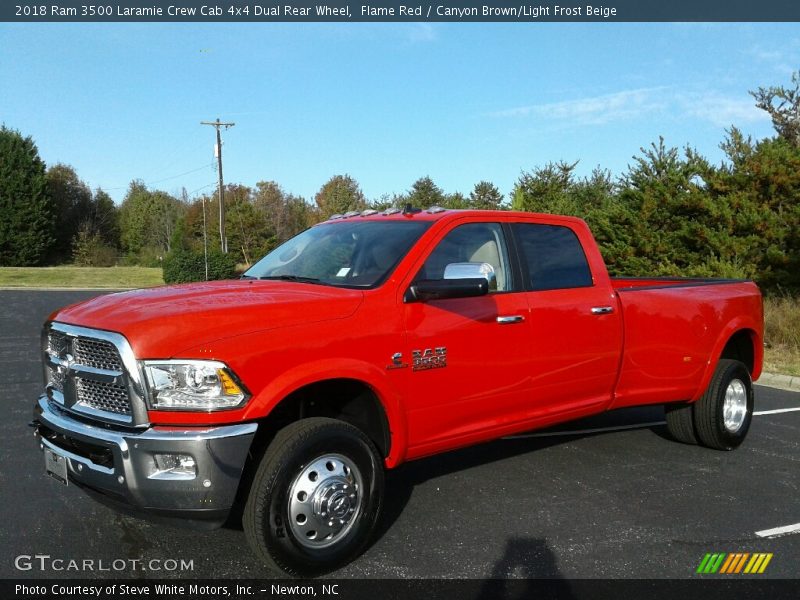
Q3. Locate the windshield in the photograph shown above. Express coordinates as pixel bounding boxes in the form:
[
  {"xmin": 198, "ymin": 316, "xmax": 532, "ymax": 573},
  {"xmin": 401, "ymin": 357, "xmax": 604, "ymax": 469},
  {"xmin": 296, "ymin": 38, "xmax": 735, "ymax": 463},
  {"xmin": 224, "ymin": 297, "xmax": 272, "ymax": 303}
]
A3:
[{"xmin": 244, "ymin": 220, "xmax": 432, "ymax": 288}]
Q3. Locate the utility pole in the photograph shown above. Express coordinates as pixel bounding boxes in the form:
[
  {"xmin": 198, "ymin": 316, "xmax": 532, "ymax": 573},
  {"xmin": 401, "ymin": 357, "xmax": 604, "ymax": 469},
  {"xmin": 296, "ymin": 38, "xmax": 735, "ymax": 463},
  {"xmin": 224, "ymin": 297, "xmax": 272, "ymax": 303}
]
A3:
[
  {"xmin": 201, "ymin": 195, "xmax": 209, "ymax": 280},
  {"xmin": 201, "ymin": 118, "xmax": 235, "ymax": 253}
]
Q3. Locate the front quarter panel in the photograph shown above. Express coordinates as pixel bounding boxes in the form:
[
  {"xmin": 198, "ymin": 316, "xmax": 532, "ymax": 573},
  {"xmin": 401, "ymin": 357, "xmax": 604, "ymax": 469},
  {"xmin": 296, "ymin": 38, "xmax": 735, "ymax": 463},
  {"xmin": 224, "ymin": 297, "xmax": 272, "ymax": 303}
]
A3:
[{"xmin": 145, "ymin": 298, "xmax": 410, "ymax": 467}]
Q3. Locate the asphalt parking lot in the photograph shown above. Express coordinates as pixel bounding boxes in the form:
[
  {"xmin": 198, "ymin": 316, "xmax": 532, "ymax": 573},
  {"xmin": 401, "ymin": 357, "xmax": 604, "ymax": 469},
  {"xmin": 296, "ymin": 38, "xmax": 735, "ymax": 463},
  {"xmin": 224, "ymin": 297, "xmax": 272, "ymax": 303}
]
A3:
[{"xmin": 1, "ymin": 290, "xmax": 798, "ymax": 580}]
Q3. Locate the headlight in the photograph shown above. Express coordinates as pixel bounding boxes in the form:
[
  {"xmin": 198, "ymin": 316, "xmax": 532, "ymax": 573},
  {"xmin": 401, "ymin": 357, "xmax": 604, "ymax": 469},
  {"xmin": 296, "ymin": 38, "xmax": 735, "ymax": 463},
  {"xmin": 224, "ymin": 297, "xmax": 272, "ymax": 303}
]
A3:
[{"xmin": 141, "ymin": 360, "xmax": 249, "ymax": 411}]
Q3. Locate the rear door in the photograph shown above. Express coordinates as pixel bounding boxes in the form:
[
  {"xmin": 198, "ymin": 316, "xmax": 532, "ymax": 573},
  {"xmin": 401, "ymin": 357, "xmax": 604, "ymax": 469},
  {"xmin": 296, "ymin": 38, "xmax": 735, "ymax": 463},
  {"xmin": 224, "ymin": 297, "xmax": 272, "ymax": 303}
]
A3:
[{"xmin": 510, "ymin": 221, "xmax": 622, "ymax": 416}]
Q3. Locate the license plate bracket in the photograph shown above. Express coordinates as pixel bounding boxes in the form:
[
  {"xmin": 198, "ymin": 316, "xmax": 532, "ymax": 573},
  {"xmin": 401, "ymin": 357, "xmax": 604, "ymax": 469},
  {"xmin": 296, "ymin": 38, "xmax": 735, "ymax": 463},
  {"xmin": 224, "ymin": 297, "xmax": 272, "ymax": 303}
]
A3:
[{"xmin": 44, "ymin": 446, "xmax": 69, "ymax": 486}]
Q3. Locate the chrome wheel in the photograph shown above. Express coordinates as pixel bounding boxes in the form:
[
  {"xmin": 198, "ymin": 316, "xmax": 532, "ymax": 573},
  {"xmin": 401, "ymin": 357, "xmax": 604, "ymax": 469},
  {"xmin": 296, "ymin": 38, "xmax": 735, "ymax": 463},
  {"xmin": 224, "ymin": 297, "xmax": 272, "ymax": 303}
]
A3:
[
  {"xmin": 288, "ymin": 453, "xmax": 363, "ymax": 549},
  {"xmin": 722, "ymin": 379, "xmax": 748, "ymax": 433}
]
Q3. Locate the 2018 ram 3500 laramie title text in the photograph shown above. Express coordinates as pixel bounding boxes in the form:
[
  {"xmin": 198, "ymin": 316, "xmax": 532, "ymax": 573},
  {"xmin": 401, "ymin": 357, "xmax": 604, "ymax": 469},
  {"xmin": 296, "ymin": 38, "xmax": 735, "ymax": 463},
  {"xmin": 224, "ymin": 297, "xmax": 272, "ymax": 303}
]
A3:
[{"xmin": 32, "ymin": 208, "xmax": 763, "ymax": 576}]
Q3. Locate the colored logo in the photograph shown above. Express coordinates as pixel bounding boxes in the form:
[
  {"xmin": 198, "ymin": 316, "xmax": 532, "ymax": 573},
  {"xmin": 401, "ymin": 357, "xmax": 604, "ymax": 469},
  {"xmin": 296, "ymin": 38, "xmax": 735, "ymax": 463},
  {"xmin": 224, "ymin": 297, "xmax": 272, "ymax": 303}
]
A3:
[{"xmin": 696, "ymin": 552, "xmax": 773, "ymax": 574}]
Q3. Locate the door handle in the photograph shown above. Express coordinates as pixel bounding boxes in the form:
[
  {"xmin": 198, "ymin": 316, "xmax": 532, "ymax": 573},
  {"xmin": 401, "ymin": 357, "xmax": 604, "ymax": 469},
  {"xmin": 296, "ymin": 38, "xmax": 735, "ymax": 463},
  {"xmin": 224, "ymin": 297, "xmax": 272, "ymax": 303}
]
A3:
[
  {"xmin": 591, "ymin": 306, "xmax": 614, "ymax": 315},
  {"xmin": 497, "ymin": 315, "xmax": 525, "ymax": 324}
]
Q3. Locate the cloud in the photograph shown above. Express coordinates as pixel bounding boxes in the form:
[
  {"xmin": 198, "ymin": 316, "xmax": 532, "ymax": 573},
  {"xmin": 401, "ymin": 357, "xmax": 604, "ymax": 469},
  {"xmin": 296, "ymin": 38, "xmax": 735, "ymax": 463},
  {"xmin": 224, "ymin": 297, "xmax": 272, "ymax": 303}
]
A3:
[
  {"xmin": 492, "ymin": 87, "xmax": 769, "ymax": 129},
  {"xmin": 751, "ymin": 48, "xmax": 783, "ymax": 62},
  {"xmin": 490, "ymin": 87, "xmax": 669, "ymax": 125},
  {"xmin": 678, "ymin": 92, "xmax": 769, "ymax": 128},
  {"xmin": 745, "ymin": 43, "xmax": 799, "ymax": 76},
  {"xmin": 406, "ymin": 23, "xmax": 437, "ymax": 43}
]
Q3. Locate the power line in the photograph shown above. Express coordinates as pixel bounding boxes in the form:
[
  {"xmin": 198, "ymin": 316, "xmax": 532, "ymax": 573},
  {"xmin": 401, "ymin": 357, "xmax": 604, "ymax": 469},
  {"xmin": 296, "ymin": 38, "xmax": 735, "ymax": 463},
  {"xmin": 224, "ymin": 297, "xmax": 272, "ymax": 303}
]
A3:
[
  {"xmin": 96, "ymin": 162, "xmax": 215, "ymax": 192},
  {"xmin": 147, "ymin": 163, "xmax": 215, "ymax": 185},
  {"xmin": 201, "ymin": 118, "xmax": 235, "ymax": 254},
  {"xmin": 187, "ymin": 182, "xmax": 218, "ymax": 196}
]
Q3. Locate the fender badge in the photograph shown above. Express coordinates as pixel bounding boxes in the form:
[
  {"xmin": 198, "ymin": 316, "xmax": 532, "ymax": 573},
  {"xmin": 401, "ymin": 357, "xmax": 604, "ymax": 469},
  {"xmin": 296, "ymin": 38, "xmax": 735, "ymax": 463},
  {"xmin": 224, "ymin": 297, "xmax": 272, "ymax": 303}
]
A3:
[
  {"xmin": 386, "ymin": 352, "xmax": 408, "ymax": 370},
  {"xmin": 412, "ymin": 347, "xmax": 447, "ymax": 371}
]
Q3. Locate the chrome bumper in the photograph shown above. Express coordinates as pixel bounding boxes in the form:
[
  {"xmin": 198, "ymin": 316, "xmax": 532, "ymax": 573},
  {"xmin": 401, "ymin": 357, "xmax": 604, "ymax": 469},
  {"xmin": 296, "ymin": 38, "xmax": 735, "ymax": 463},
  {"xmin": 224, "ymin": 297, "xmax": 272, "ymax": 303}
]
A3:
[{"xmin": 33, "ymin": 396, "xmax": 257, "ymax": 527}]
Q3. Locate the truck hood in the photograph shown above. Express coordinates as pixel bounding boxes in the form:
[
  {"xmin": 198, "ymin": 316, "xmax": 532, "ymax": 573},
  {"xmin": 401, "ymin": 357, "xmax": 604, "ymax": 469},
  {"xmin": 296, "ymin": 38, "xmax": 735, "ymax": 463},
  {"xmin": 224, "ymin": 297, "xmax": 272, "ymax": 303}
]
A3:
[{"xmin": 53, "ymin": 280, "xmax": 364, "ymax": 358}]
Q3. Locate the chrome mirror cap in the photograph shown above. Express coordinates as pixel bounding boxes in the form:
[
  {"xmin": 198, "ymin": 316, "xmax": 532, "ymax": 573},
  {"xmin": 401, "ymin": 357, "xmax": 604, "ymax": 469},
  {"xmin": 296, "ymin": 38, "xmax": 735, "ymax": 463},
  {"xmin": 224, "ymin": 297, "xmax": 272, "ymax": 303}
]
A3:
[{"xmin": 443, "ymin": 262, "xmax": 497, "ymax": 291}]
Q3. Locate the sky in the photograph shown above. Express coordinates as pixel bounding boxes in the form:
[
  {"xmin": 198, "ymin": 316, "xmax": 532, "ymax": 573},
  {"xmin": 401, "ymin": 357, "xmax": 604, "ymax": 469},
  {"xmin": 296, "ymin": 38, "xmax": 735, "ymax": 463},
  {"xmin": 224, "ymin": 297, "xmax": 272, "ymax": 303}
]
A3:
[{"xmin": 0, "ymin": 22, "xmax": 797, "ymax": 205}]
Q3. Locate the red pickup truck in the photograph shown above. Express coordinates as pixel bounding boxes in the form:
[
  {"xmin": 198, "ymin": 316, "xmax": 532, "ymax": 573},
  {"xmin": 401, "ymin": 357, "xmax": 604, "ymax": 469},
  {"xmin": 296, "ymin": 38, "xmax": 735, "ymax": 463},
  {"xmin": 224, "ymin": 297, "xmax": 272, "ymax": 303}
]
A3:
[{"xmin": 33, "ymin": 208, "xmax": 763, "ymax": 576}]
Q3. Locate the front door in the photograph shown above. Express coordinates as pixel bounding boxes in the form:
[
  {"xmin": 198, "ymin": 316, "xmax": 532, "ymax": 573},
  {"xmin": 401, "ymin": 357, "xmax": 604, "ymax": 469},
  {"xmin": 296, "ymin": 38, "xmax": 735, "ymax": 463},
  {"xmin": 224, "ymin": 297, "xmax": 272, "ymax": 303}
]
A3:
[{"xmin": 402, "ymin": 222, "xmax": 533, "ymax": 455}]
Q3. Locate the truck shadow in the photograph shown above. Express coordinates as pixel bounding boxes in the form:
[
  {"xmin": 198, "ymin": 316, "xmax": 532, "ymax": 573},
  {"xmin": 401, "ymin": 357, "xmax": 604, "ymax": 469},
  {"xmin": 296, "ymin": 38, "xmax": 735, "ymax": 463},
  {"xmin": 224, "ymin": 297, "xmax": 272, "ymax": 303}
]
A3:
[
  {"xmin": 376, "ymin": 405, "xmax": 669, "ymax": 544},
  {"xmin": 224, "ymin": 406, "xmax": 670, "ymax": 560},
  {"xmin": 377, "ymin": 433, "xmax": 582, "ymax": 542}
]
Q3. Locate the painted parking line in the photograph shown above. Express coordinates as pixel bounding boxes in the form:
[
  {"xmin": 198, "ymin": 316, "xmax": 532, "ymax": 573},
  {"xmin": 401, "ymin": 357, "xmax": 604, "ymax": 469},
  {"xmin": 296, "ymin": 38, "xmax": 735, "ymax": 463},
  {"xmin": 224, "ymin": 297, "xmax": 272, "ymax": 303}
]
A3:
[
  {"xmin": 755, "ymin": 523, "xmax": 800, "ymax": 538},
  {"xmin": 753, "ymin": 407, "xmax": 800, "ymax": 416},
  {"xmin": 504, "ymin": 406, "xmax": 800, "ymax": 440}
]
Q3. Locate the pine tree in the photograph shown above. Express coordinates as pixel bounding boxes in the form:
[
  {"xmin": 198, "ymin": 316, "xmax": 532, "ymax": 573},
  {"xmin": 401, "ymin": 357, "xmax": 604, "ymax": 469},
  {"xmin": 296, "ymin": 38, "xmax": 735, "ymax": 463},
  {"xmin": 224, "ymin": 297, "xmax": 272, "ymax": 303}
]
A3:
[
  {"xmin": 469, "ymin": 181, "xmax": 504, "ymax": 209},
  {"xmin": 406, "ymin": 176, "xmax": 445, "ymax": 209},
  {"xmin": 0, "ymin": 126, "xmax": 55, "ymax": 265}
]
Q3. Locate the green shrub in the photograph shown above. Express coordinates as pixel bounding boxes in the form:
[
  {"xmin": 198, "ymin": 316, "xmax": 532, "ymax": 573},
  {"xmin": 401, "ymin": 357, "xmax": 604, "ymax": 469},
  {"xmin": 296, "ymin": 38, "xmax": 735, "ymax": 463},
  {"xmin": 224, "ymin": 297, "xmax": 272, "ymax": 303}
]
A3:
[
  {"xmin": 119, "ymin": 245, "xmax": 164, "ymax": 268},
  {"xmin": 72, "ymin": 228, "xmax": 118, "ymax": 267},
  {"xmin": 163, "ymin": 249, "xmax": 237, "ymax": 284}
]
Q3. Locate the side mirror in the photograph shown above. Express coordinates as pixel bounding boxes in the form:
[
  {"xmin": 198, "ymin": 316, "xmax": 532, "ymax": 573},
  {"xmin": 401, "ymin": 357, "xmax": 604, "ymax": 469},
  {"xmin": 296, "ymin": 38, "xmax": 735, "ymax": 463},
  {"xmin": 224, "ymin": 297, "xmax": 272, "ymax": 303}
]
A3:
[
  {"xmin": 443, "ymin": 262, "xmax": 497, "ymax": 291},
  {"xmin": 404, "ymin": 262, "xmax": 495, "ymax": 303}
]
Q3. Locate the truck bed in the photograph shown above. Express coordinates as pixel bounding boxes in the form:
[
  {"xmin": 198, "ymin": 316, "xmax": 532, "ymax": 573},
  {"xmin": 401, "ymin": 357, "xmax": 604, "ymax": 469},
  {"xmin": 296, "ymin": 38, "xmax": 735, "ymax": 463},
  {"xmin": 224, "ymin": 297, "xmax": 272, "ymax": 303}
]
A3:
[{"xmin": 609, "ymin": 276, "xmax": 763, "ymax": 410}]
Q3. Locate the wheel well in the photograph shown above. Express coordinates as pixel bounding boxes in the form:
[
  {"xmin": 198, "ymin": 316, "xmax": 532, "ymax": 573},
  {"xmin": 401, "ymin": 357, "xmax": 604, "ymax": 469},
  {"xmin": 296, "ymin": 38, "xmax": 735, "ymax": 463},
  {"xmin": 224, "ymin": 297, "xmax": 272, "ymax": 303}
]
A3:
[
  {"xmin": 254, "ymin": 378, "xmax": 391, "ymax": 459},
  {"xmin": 720, "ymin": 330, "xmax": 755, "ymax": 375},
  {"xmin": 228, "ymin": 378, "xmax": 391, "ymax": 529}
]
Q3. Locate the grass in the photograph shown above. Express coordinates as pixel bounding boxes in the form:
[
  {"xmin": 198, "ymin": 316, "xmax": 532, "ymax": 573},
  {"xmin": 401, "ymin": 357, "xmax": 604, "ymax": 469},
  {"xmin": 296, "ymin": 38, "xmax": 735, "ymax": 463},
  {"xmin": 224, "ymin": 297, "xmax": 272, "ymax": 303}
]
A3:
[
  {"xmin": 763, "ymin": 295, "xmax": 800, "ymax": 377},
  {"xmin": 0, "ymin": 266, "xmax": 164, "ymax": 289}
]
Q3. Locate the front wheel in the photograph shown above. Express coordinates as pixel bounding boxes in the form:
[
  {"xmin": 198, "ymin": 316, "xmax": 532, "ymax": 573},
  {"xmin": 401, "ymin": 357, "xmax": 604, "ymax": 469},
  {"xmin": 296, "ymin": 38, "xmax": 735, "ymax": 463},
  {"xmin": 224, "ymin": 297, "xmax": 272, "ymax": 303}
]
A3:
[
  {"xmin": 243, "ymin": 417, "xmax": 384, "ymax": 577},
  {"xmin": 693, "ymin": 359, "xmax": 754, "ymax": 451}
]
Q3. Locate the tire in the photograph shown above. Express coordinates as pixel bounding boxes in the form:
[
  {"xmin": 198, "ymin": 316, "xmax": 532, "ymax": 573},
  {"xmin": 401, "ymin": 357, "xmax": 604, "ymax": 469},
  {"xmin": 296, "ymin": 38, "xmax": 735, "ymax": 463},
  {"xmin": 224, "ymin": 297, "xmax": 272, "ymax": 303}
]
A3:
[
  {"xmin": 664, "ymin": 402, "xmax": 698, "ymax": 445},
  {"xmin": 243, "ymin": 417, "xmax": 384, "ymax": 577},
  {"xmin": 692, "ymin": 359, "xmax": 754, "ymax": 451}
]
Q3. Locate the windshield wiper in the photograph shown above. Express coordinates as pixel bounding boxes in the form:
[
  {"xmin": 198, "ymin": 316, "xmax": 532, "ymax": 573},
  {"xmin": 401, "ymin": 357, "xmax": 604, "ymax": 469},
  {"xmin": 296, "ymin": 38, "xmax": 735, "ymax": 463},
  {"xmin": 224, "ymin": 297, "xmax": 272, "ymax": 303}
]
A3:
[{"xmin": 258, "ymin": 275, "xmax": 324, "ymax": 285}]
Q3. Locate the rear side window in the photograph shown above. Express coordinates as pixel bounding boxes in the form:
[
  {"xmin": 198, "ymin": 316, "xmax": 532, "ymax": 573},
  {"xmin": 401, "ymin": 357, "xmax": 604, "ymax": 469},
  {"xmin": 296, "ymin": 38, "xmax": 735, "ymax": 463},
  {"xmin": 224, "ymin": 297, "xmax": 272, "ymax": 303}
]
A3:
[{"xmin": 512, "ymin": 223, "xmax": 593, "ymax": 291}]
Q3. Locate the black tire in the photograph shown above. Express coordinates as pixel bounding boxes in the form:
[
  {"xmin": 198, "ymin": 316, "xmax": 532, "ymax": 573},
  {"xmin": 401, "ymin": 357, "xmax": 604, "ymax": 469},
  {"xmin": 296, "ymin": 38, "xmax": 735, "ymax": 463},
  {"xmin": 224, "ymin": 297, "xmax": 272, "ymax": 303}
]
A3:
[
  {"xmin": 664, "ymin": 402, "xmax": 698, "ymax": 445},
  {"xmin": 243, "ymin": 417, "xmax": 384, "ymax": 577},
  {"xmin": 692, "ymin": 359, "xmax": 754, "ymax": 451}
]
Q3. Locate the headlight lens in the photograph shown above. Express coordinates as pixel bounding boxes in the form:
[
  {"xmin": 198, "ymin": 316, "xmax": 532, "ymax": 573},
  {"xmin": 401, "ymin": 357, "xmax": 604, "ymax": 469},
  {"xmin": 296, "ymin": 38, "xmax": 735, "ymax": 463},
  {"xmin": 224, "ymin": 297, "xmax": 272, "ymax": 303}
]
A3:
[{"xmin": 142, "ymin": 360, "xmax": 248, "ymax": 411}]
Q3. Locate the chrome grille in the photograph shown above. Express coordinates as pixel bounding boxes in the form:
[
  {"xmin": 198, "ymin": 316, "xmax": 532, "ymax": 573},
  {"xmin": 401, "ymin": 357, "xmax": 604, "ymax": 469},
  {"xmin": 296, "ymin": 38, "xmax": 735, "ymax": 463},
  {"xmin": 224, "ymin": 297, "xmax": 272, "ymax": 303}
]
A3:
[
  {"xmin": 76, "ymin": 378, "xmax": 131, "ymax": 415},
  {"xmin": 47, "ymin": 330, "xmax": 68, "ymax": 356},
  {"xmin": 73, "ymin": 337, "xmax": 123, "ymax": 372},
  {"xmin": 47, "ymin": 364, "xmax": 65, "ymax": 392},
  {"xmin": 44, "ymin": 324, "xmax": 138, "ymax": 424}
]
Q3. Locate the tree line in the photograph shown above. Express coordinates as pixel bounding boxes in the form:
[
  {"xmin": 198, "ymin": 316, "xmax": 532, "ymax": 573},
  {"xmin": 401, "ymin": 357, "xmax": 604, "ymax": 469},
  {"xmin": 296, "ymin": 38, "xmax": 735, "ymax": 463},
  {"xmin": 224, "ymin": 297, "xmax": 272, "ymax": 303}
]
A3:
[
  {"xmin": 0, "ymin": 137, "xmax": 506, "ymax": 270},
  {"xmin": 1, "ymin": 73, "xmax": 798, "ymax": 292}
]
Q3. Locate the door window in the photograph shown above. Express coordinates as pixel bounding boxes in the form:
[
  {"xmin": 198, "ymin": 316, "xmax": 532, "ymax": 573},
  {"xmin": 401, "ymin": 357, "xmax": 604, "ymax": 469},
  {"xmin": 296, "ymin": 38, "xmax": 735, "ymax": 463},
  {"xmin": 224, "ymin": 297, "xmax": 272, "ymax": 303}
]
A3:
[{"xmin": 417, "ymin": 223, "xmax": 513, "ymax": 292}]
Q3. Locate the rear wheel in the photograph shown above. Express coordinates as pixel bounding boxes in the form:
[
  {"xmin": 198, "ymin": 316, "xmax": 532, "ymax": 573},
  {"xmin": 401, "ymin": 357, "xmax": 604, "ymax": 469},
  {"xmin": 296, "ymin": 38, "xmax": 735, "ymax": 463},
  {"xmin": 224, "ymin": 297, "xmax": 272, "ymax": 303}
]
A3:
[
  {"xmin": 664, "ymin": 402, "xmax": 698, "ymax": 445},
  {"xmin": 693, "ymin": 359, "xmax": 754, "ymax": 450},
  {"xmin": 243, "ymin": 417, "xmax": 384, "ymax": 577}
]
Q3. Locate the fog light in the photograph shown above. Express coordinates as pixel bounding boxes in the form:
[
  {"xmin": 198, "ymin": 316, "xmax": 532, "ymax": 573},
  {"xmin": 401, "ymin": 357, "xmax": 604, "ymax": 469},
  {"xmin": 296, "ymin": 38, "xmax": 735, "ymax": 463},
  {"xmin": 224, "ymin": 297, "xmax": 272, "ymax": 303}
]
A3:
[{"xmin": 150, "ymin": 453, "xmax": 197, "ymax": 480}]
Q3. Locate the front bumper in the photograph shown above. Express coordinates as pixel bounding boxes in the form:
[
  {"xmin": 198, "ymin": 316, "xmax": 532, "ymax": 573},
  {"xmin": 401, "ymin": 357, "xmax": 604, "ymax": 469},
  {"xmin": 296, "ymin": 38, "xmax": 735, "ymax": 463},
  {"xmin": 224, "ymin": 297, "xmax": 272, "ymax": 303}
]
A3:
[{"xmin": 33, "ymin": 396, "xmax": 257, "ymax": 528}]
